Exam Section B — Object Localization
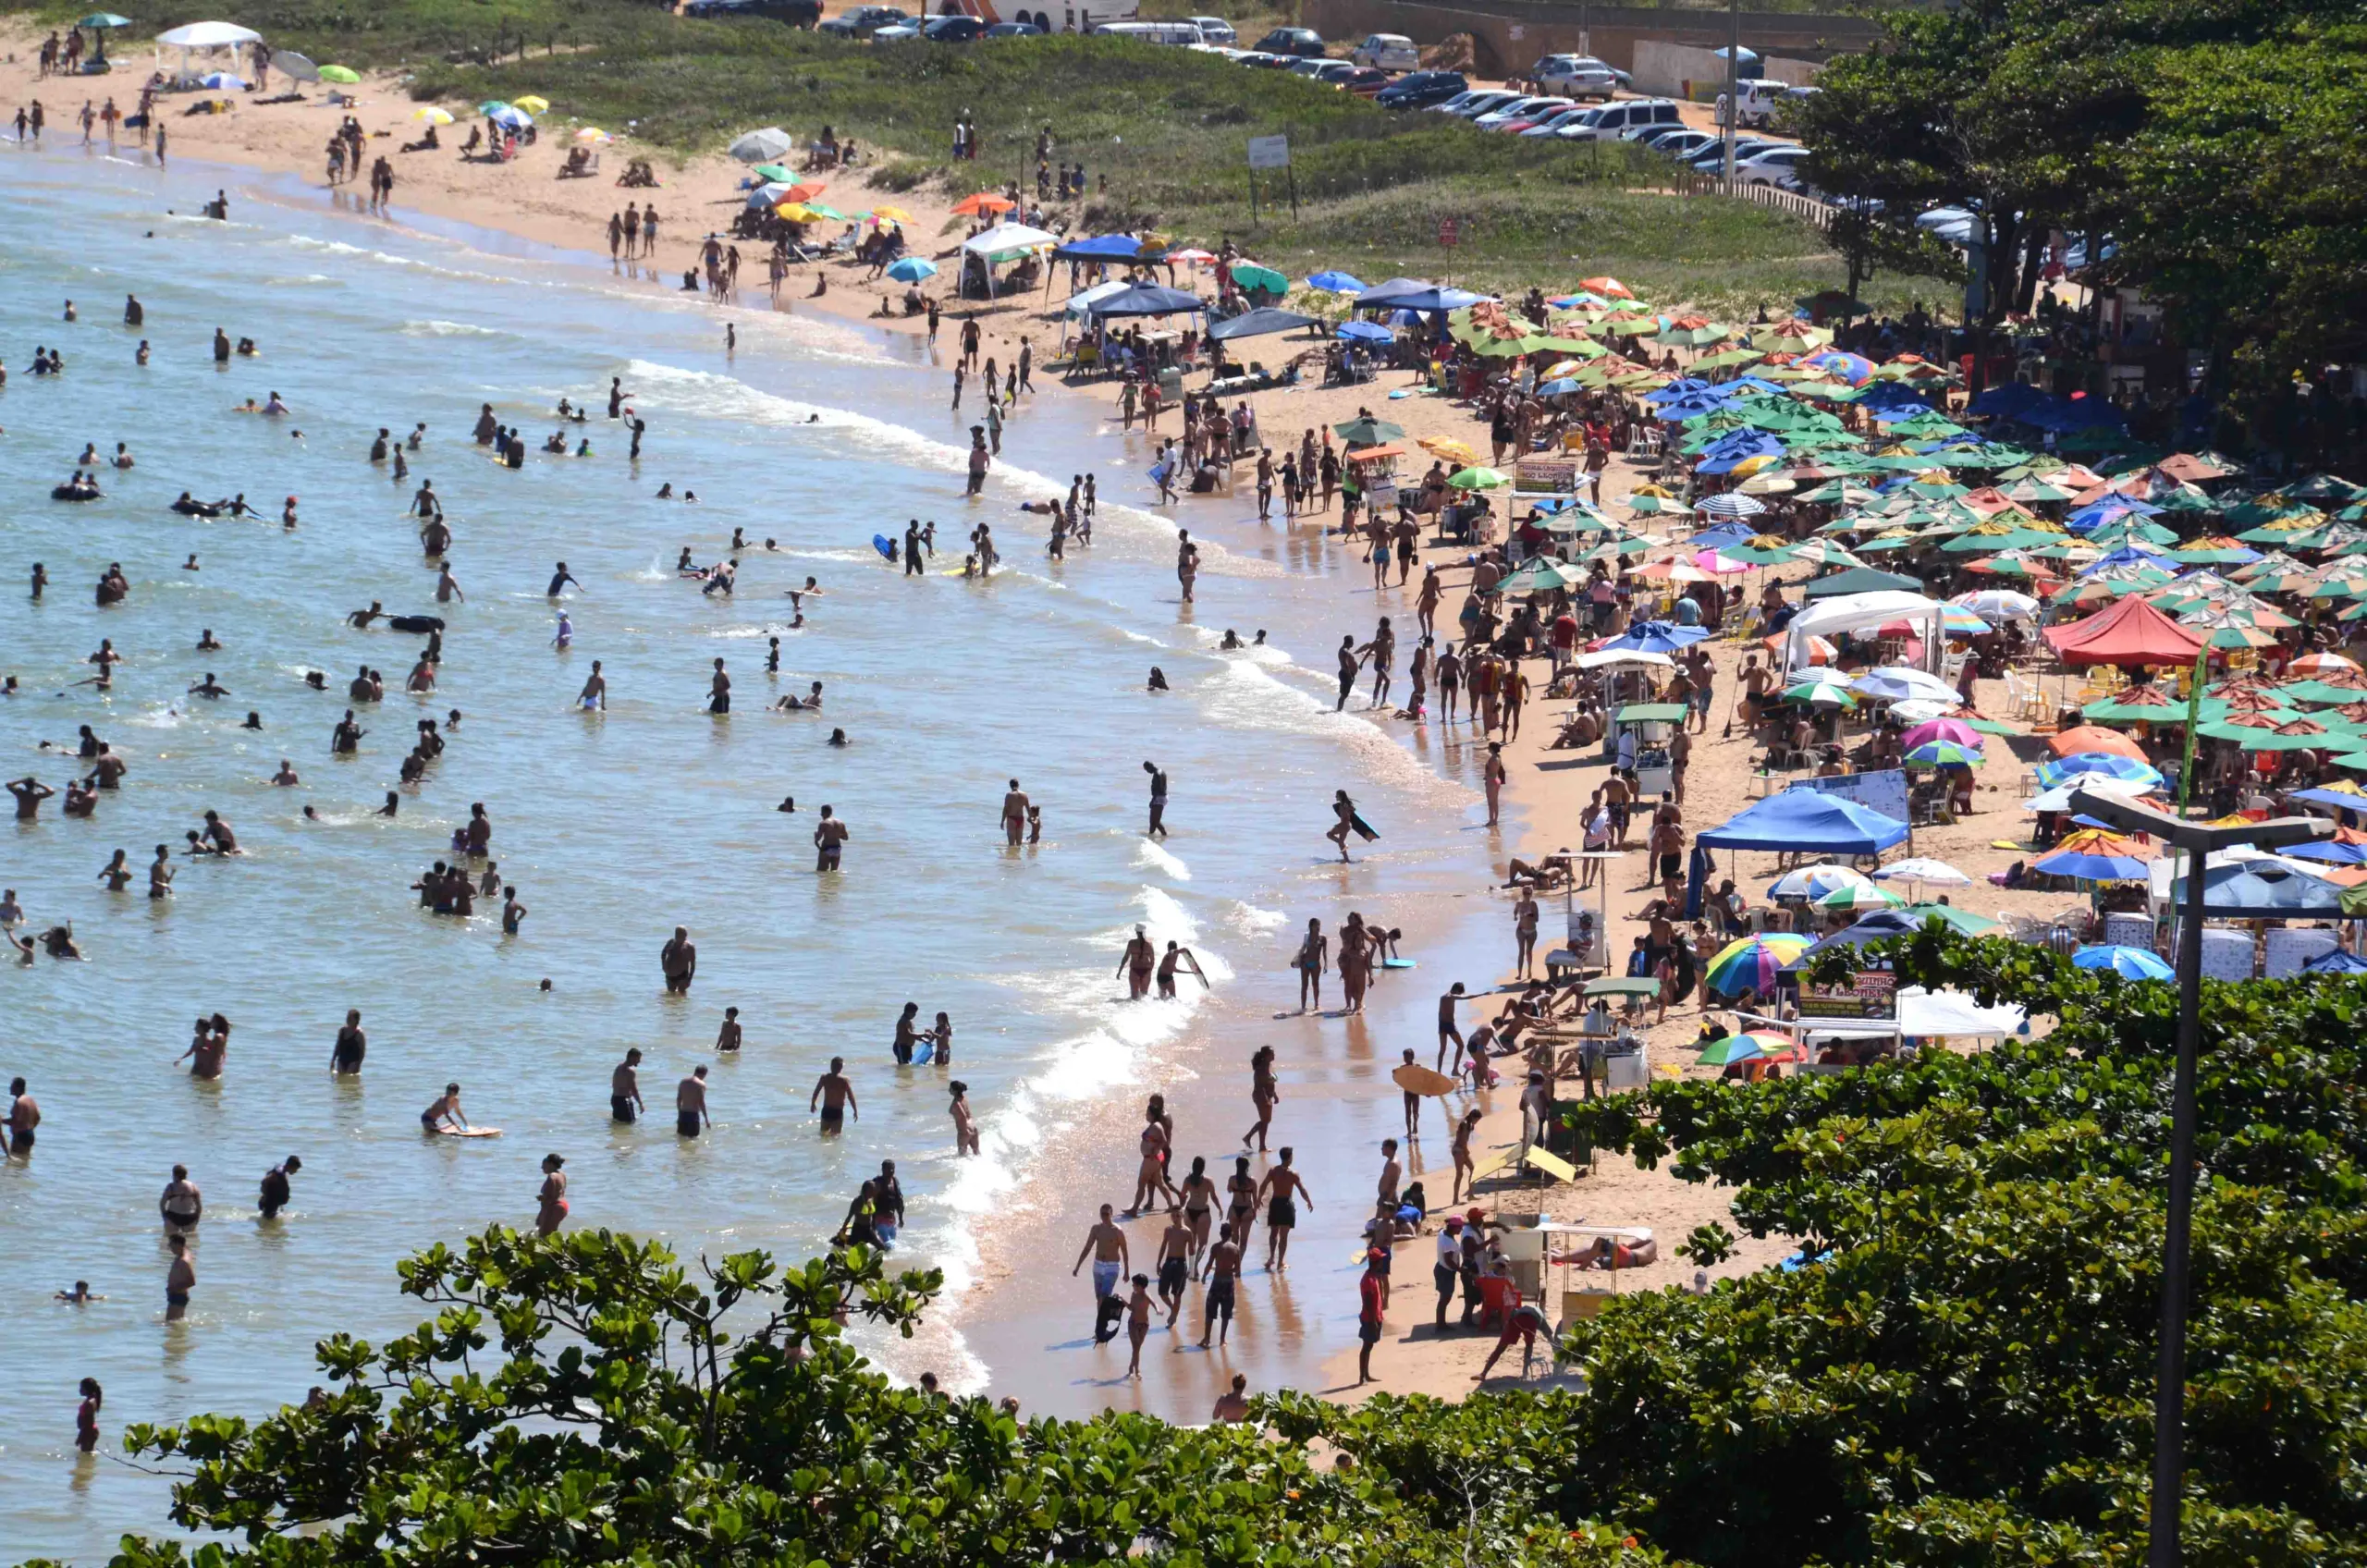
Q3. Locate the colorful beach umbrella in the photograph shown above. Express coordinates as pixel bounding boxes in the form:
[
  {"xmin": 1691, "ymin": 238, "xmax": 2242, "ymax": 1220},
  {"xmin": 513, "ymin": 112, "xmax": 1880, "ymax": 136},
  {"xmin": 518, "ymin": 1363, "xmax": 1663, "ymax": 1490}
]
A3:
[
  {"xmin": 1905, "ymin": 741, "xmax": 1982, "ymax": 769},
  {"xmin": 2032, "ymin": 830, "xmax": 2154, "ymax": 882},
  {"xmin": 1815, "ymin": 882, "xmax": 1907, "ymax": 912},
  {"xmin": 1767, "ymin": 863, "xmax": 1871, "ymax": 900},
  {"xmin": 1703, "ymin": 934, "xmax": 1812, "ymax": 998}
]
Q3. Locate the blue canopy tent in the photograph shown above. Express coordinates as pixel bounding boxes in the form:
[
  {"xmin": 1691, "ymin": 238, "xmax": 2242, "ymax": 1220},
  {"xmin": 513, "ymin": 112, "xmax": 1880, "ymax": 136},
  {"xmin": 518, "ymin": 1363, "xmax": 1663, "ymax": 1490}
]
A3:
[
  {"xmin": 2166, "ymin": 861, "xmax": 2347, "ymax": 917},
  {"xmin": 1208, "ymin": 306, "xmax": 1318, "ymax": 341},
  {"xmin": 1085, "ymin": 282, "xmax": 1205, "ymax": 319},
  {"xmin": 1699, "ymin": 790, "xmax": 1912, "ymax": 855},
  {"xmin": 1052, "ymin": 234, "xmax": 1159, "ymax": 261}
]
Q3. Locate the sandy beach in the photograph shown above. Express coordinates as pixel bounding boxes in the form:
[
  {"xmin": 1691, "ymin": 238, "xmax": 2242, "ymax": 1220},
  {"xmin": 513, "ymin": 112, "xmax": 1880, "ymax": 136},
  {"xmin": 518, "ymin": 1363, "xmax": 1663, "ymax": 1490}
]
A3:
[{"xmin": 0, "ymin": 33, "xmax": 2105, "ymax": 1421}]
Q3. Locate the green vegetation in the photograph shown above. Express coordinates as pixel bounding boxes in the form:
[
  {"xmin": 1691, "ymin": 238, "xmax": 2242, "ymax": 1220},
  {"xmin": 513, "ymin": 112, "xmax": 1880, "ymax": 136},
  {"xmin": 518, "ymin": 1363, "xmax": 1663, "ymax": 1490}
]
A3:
[
  {"xmin": 51, "ymin": 928, "xmax": 2367, "ymax": 1568},
  {"xmin": 18, "ymin": 0, "xmax": 1910, "ymax": 310},
  {"xmin": 1797, "ymin": 0, "xmax": 2367, "ymax": 398}
]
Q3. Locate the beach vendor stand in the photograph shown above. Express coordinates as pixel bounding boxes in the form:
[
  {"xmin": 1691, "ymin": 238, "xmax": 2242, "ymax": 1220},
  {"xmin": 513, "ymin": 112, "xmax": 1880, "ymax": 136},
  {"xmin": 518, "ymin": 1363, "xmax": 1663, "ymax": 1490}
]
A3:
[
  {"xmin": 1342, "ymin": 443, "xmax": 1402, "ymax": 524},
  {"xmin": 1611, "ymin": 702, "xmax": 1686, "ymax": 793}
]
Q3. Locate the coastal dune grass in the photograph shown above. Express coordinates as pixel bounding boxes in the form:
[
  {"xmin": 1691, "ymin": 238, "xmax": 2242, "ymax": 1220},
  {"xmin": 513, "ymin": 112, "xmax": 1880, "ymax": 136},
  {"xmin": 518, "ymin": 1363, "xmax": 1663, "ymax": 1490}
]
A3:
[{"xmin": 21, "ymin": 0, "xmax": 1900, "ymax": 309}]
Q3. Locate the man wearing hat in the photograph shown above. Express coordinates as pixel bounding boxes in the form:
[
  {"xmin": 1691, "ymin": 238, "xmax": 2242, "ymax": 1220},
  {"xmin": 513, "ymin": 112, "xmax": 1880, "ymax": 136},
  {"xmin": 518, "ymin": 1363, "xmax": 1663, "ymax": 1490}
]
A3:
[{"xmin": 1433, "ymin": 1214, "xmax": 1466, "ymax": 1329}]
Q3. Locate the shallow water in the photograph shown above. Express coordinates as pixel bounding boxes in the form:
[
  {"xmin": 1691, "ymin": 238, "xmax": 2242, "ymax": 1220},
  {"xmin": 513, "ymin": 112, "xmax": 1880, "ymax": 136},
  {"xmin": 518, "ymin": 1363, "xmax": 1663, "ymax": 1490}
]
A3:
[{"xmin": 0, "ymin": 145, "xmax": 1505, "ymax": 1554}]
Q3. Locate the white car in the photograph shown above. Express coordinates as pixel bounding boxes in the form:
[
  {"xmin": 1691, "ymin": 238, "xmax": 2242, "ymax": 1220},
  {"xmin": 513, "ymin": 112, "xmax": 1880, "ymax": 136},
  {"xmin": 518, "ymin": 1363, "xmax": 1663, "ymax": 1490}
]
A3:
[
  {"xmin": 1553, "ymin": 98, "xmax": 1682, "ymax": 141},
  {"xmin": 1185, "ymin": 15, "xmax": 1236, "ymax": 43},
  {"xmin": 1436, "ymin": 90, "xmax": 1522, "ymax": 118},
  {"xmin": 1518, "ymin": 104, "xmax": 1598, "ymax": 138},
  {"xmin": 1735, "ymin": 145, "xmax": 1812, "ymax": 189},
  {"xmin": 1350, "ymin": 32, "xmax": 1418, "ymax": 70},
  {"xmin": 1470, "ymin": 94, "xmax": 1567, "ymax": 130},
  {"xmin": 1531, "ymin": 54, "xmax": 1621, "ymax": 100},
  {"xmin": 1717, "ymin": 80, "xmax": 1817, "ymax": 129}
]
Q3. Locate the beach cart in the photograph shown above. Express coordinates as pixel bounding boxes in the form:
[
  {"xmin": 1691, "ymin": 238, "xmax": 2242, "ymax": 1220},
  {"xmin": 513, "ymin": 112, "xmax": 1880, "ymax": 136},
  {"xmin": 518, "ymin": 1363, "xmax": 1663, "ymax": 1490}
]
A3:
[{"xmin": 1611, "ymin": 702, "xmax": 1686, "ymax": 794}]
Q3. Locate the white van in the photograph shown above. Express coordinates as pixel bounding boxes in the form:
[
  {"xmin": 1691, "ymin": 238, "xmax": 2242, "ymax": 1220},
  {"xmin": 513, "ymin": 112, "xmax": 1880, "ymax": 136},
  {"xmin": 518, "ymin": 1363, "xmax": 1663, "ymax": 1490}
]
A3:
[
  {"xmin": 1091, "ymin": 19, "xmax": 1205, "ymax": 45},
  {"xmin": 1554, "ymin": 98, "xmax": 1682, "ymax": 141},
  {"xmin": 1350, "ymin": 32, "xmax": 1419, "ymax": 70},
  {"xmin": 1716, "ymin": 79, "xmax": 1815, "ymax": 129}
]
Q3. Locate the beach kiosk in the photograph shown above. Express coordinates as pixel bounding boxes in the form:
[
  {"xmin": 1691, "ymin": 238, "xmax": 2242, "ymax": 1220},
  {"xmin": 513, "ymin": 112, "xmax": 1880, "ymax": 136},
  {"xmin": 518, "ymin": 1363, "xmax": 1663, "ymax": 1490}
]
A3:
[
  {"xmin": 1610, "ymin": 702, "xmax": 1686, "ymax": 794},
  {"xmin": 1343, "ymin": 443, "xmax": 1403, "ymax": 519}
]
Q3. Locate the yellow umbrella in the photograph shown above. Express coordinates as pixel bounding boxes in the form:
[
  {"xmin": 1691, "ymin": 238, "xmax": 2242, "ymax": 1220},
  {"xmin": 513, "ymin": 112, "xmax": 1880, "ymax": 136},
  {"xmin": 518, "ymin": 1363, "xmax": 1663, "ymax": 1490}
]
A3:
[
  {"xmin": 512, "ymin": 94, "xmax": 550, "ymax": 114},
  {"xmin": 411, "ymin": 106, "xmax": 454, "ymax": 125},
  {"xmin": 869, "ymin": 204, "xmax": 913, "ymax": 223},
  {"xmin": 1418, "ymin": 436, "xmax": 1478, "ymax": 463},
  {"xmin": 775, "ymin": 202, "xmax": 820, "ymax": 223},
  {"xmin": 1729, "ymin": 453, "xmax": 1781, "ymax": 479},
  {"xmin": 575, "ymin": 127, "xmax": 611, "ymax": 143}
]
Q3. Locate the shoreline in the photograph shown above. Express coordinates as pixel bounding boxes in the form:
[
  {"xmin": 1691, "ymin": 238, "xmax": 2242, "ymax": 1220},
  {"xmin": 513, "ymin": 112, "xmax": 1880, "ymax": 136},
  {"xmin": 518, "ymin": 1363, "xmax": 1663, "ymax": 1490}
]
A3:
[{"xmin": 0, "ymin": 42, "xmax": 2063, "ymax": 1419}]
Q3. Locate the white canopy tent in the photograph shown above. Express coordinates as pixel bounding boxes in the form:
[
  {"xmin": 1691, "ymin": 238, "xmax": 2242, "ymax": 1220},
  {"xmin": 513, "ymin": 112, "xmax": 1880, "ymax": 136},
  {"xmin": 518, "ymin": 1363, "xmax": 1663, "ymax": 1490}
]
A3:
[
  {"xmin": 1781, "ymin": 591, "xmax": 1946, "ymax": 678},
  {"xmin": 1061, "ymin": 278, "xmax": 1133, "ymax": 321},
  {"xmin": 155, "ymin": 20, "xmax": 262, "ymax": 81},
  {"xmin": 1744, "ymin": 986, "xmax": 2027, "ymax": 1043},
  {"xmin": 962, "ymin": 221, "xmax": 1057, "ymax": 300}
]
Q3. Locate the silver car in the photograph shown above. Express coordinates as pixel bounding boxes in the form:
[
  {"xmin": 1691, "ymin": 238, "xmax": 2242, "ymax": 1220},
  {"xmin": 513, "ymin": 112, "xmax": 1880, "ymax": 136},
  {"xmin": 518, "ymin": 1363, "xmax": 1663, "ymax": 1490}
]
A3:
[{"xmin": 1532, "ymin": 54, "xmax": 1621, "ymax": 101}]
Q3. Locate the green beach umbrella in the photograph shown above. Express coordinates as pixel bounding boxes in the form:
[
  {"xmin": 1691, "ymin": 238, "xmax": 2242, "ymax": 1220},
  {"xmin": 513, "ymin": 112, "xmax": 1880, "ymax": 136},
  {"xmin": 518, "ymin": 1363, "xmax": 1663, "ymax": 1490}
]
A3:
[
  {"xmin": 476, "ymin": 99, "xmax": 510, "ymax": 115},
  {"xmin": 1816, "ymin": 883, "xmax": 1907, "ymax": 912},
  {"xmin": 319, "ymin": 65, "xmax": 362, "ymax": 83},
  {"xmin": 1333, "ymin": 415, "xmax": 1403, "ymax": 447},
  {"xmin": 1448, "ymin": 466, "xmax": 1510, "ymax": 491},
  {"xmin": 1231, "ymin": 263, "xmax": 1288, "ymax": 293},
  {"xmin": 79, "ymin": 11, "xmax": 133, "ymax": 26},
  {"xmin": 752, "ymin": 163, "xmax": 793, "ymax": 182},
  {"xmin": 1903, "ymin": 902, "xmax": 2002, "ymax": 936}
]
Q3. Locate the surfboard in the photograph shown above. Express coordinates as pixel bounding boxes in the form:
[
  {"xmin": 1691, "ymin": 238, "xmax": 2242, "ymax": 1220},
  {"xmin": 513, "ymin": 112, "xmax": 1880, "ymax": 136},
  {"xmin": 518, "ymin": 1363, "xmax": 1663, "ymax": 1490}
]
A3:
[
  {"xmin": 1392, "ymin": 1062, "xmax": 1459, "ymax": 1096},
  {"xmin": 872, "ymin": 534, "xmax": 895, "ymax": 560},
  {"xmin": 1350, "ymin": 813, "xmax": 1380, "ymax": 842},
  {"xmin": 427, "ymin": 1126, "xmax": 502, "ymax": 1138},
  {"xmin": 1381, "ymin": 957, "xmax": 1417, "ymax": 970}
]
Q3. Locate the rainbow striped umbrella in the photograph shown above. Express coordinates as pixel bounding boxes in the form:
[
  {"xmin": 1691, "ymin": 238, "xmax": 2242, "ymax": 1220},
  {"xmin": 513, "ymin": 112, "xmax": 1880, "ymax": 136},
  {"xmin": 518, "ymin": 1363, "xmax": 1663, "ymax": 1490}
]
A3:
[{"xmin": 1703, "ymin": 934, "xmax": 1812, "ymax": 998}]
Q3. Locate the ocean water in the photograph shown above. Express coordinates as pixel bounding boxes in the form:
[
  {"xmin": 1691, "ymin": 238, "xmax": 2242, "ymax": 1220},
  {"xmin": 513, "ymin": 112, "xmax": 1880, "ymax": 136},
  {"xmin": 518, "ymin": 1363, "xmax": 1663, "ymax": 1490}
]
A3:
[{"xmin": 0, "ymin": 147, "xmax": 1504, "ymax": 1553}]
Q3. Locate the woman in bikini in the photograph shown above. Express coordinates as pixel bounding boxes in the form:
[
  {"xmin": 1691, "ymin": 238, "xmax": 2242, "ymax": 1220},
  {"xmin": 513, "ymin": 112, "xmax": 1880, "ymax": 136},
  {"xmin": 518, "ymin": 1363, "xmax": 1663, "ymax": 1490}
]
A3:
[
  {"xmin": 1242, "ymin": 1044, "xmax": 1277, "ymax": 1151},
  {"xmin": 1177, "ymin": 1155, "xmax": 1218, "ymax": 1268},
  {"xmin": 1126, "ymin": 1101, "xmax": 1177, "ymax": 1215},
  {"xmin": 1451, "ymin": 1107, "xmax": 1484, "ymax": 1205},
  {"xmin": 1338, "ymin": 913, "xmax": 1372, "ymax": 1014},
  {"xmin": 1220, "ymin": 1154, "xmax": 1259, "ymax": 1268},
  {"xmin": 535, "ymin": 1153, "xmax": 569, "ymax": 1234},
  {"xmin": 1294, "ymin": 918, "xmax": 1328, "ymax": 1013}
]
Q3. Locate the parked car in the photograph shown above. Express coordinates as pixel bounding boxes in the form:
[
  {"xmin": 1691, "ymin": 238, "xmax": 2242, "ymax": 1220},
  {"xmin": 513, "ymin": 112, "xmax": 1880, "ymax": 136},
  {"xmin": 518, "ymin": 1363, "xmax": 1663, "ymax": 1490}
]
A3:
[
  {"xmin": 870, "ymin": 18, "xmax": 922, "ymax": 38},
  {"xmin": 1337, "ymin": 65, "xmax": 1392, "ymax": 95},
  {"xmin": 1375, "ymin": 69, "xmax": 1466, "ymax": 108},
  {"xmin": 1735, "ymin": 144, "xmax": 1812, "ymax": 188},
  {"xmin": 1554, "ymin": 98, "xmax": 1682, "ymax": 141},
  {"xmin": 1640, "ymin": 129, "xmax": 1718, "ymax": 160},
  {"xmin": 1424, "ymin": 88, "xmax": 1489, "ymax": 114},
  {"xmin": 1623, "ymin": 122, "xmax": 1695, "ymax": 147},
  {"xmin": 983, "ymin": 19, "xmax": 1041, "ymax": 34},
  {"xmin": 1251, "ymin": 25, "xmax": 1327, "ymax": 57},
  {"xmin": 921, "ymin": 13, "xmax": 984, "ymax": 40},
  {"xmin": 1236, "ymin": 49, "xmax": 1297, "ymax": 67},
  {"xmin": 1684, "ymin": 137, "xmax": 1783, "ymax": 172},
  {"xmin": 1184, "ymin": 14, "xmax": 1236, "ymax": 43},
  {"xmin": 1483, "ymin": 96, "xmax": 1576, "ymax": 133},
  {"xmin": 1530, "ymin": 54, "xmax": 1621, "ymax": 100},
  {"xmin": 817, "ymin": 3, "xmax": 904, "ymax": 33},
  {"xmin": 1349, "ymin": 32, "xmax": 1419, "ymax": 70},
  {"xmin": 689, "ymin": 0, "xmax": 820, "ymax": 21},
  {"xmin": 1717, "ymin": 80, "xmax": 1817, "ymax": 129},
  {"xmin": 1442, "ymin": 90, "xmax": 1525, "ymax": 120},
  {"xmin": 1517, "ymin": 104, "xmax": 1597, "ymax": 137}
]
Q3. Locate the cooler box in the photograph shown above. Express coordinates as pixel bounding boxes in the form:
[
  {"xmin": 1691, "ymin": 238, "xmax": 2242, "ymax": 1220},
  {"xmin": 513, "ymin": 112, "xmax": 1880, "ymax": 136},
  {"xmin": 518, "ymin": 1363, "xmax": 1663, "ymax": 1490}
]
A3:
[{"xmin": 2264, "ymin": 927, "xmax": 2338, "ymax": 979}]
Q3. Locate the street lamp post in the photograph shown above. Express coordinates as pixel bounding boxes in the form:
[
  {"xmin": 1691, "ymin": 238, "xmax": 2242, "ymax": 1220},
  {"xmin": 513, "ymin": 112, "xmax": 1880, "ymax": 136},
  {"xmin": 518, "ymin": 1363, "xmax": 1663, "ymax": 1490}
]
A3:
[{"xmin": 2067, "ymin": 789, "xmax": 2332, "ymax": 1568}]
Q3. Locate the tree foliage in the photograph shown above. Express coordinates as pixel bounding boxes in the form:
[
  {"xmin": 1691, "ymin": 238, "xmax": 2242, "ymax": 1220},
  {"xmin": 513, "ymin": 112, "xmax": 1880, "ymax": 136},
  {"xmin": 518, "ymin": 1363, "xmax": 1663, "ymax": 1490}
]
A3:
[
  {"xmin": 1796, "ymin": 0, "xmax": 2367, "ymax": 391},
  {"xmin": 51, "ymin": 931, "xmax": 2367, "ymax": 1568},
  {"xmin": 70, "ymin": 1228, "xmax": 1657, "ymax": 1568}
]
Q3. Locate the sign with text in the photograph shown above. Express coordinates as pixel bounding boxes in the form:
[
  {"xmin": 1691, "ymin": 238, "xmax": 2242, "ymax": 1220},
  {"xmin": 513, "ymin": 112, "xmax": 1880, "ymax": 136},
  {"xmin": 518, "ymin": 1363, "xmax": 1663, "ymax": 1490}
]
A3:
[
  {"xmin": 1797, "ymin": 970, "xmax": 1897, "ymax": 1022},
  {"xmin": 1438, "ymin": 216, "xmax": 1461, "ymax": 248},
  {"xmin": 1246, "ymin": 135, "xmax": 1291, "ymax": 170},
  {"xmin": 1788, "ymin": 768, "xmax": 1911, "ymax": 831},
  {"xmin": 1514, "ymin": 458, "xmax": 1578, "ymax": 498}
]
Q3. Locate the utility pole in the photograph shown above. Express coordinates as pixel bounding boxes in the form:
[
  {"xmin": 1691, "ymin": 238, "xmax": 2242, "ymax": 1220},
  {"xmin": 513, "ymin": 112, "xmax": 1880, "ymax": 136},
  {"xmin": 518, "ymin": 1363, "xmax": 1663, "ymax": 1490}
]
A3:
[
  {"xmin": 1722, "ymin": 0, "xmax": 1739, "ymax": 190},
  {"xmin": 2067, "ymin": 790, "xmax": 2333, "ymax": 1568}
]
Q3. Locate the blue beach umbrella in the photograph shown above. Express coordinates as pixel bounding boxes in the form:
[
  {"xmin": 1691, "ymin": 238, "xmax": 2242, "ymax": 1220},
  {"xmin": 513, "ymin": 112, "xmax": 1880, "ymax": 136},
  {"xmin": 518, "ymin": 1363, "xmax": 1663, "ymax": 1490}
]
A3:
[
  {"xmin": 1306, "ymin": 270, "xmax": 1365, "ymax": 294},
  {"xmin": 2034, "ymin": 753, "xmax": 2165, "ymax": 790},
  {"xmin": 1337, "ymin": 321, "xmax": 1394, "ymax": 344},
  {"xmin": 886, "ymin": 257, "xmax": 938, "ymax": 283},
  {"xmin": 2072, "ymin": 944, "xmax": 2176, "ymax": 981}
]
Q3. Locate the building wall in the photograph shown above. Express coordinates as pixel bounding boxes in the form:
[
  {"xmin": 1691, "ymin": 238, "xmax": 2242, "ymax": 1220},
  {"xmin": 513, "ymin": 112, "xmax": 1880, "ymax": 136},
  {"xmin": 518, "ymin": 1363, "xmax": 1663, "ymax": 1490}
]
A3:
[
  {"xmin": 1630, "ymin": 39, "xmax": 1821, "ymax": 99},
  {"xmin": 1300, "ymin": 0, "xmax": 1885, "ymax": 80}
]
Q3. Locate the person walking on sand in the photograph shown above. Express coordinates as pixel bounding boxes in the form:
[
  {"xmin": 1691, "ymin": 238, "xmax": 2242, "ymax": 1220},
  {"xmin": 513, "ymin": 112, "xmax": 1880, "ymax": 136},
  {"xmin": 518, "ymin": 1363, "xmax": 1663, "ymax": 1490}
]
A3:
[
  {"xmin": 1514, "ymin": 887, "xmax": 1539, "ymax": 979},
  {"xmin": 1154, "ymin": 1205, "xmax": 1194, "ymax": 1327},
  {"xmin": 1293, "ymin": 917, "xmax": 1327, "ymax": 1013},
  {"xmin": 1122, "ymin": 1273, "xmax": 1154, "ymax": 1377},
  {"xmin": 1198, "ymin": 1226, "xmax": 1242, "ymax": 1347},
  {"xmin": 1257, "ymin": 1146, "xmax": 1311, "ymax": 1271},
  {"xmin": 1071, "ymin": 1202, "xmax": 1129, "ymax": 1338},
  {"xmin": 1242, "ymin": 1044, "xmax": 1278, "ymax": 1150},
  {"xmin": 1451, "ymin": 1107, "xmax": 1483, "ymax": 1204},
  {"xmin": 1437, "ymin": 981, "xmax": 1467, "ymax": 1072},
  {"xmin": 1484, "ymin": 740, "xmax": 1507, "ymax": 827}
]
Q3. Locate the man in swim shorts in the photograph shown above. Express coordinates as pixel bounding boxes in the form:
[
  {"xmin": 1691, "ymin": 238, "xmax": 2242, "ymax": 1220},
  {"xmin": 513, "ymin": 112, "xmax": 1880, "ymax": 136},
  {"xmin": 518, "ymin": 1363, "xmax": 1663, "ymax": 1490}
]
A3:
[
  {"xmin": 676, "ymin": 1065, "xmax": 709, "ymax": 1137},
  {"xmin": 611, "ymin": 1049, "xmax": 644, "ymax": 1123},
  {"xmin": 1071, "ymin": 1203, "xmax": 1130, "ymax": 1339},
  {"xmin": 810, "ymin": 1056, "xmax": 856, "ymax": 1133},
  {"xmin": 1257, "ymin": 1146, "xmax": 1312, "ymax": 1271}
]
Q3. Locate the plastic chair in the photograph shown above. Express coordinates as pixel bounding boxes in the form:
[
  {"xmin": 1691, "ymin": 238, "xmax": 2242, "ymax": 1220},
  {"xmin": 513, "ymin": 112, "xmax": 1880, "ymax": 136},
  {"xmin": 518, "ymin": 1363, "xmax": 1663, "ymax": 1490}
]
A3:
[{"xmin": 1476, "ymin": 1273, "xmax": 1522, "ymax": 1331}]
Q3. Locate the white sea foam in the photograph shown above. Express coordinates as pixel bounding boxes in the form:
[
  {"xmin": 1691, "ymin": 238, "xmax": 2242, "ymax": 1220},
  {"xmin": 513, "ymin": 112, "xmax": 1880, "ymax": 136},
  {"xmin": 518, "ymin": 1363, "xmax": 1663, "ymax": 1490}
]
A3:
[
  {"xmin": 1134, "ymin": 839, "xmax": 1191, "ymax": 882},
  {"xmin": 402, "ymin": 319, "xmax": 509, "ymax": 338}
]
